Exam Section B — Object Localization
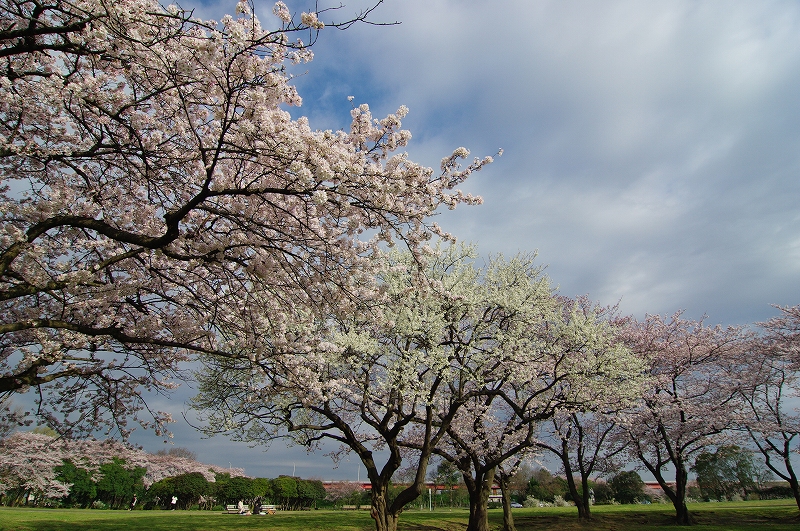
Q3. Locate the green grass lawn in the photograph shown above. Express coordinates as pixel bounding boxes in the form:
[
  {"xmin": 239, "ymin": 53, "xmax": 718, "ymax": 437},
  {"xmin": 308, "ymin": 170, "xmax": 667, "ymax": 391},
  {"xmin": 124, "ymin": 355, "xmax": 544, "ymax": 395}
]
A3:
[{"xmin": 1, "ymin": 501, "xmax": 798, "ymax": 531}]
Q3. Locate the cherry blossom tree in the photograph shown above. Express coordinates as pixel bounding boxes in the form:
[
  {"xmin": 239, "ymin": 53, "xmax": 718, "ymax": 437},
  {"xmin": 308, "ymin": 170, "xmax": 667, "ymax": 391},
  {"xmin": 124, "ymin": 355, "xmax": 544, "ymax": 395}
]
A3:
[
  {"xmin": 619, "ymin": 312, "xmax": 750, "ymax": 525},
  {"xmin": 533, "ymin": 298, "xmax": 642, "ymax": 520},
  {"xmin": 428, "ymin": 296, "xmax": 643, "ymax": 531},
  {"xmin": 0, "ymin": 0, "xmax": 490, "ymax": 438},
  {"xmin": 0, "ymin": 431, "xmax": 69, "ymax": 505},
  {"xmin": 324, "ymin": 481, "xmax": 367, "ymax": 507},
  {"xmin": 736, "ymin": 305, "xmax": 800, "ymax": 511},
  {"xmin": 537, "ymin": 411, "xmax": 629, "ymax": 520},
  {"xmin": 192, "ymin": 245, "xmax": 551, "ymax": 531},
  {"xmin": 431, "ymin": 399, "xmax": 537, "ymax": 531}
]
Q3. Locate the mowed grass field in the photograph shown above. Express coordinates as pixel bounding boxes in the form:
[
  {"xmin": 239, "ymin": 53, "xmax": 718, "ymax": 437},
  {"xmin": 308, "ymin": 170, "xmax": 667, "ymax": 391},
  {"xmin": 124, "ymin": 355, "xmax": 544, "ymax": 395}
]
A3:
[{"xmin": 1, "ymin": 500, "xmax": 798, "ymax": 531}]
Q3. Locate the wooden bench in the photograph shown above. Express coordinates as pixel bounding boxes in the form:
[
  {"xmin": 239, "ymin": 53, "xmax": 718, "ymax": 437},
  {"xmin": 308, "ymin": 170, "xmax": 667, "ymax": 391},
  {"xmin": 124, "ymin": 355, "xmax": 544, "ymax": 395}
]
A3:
[
  {"xmin": 225, "ymin": 504, "xmax": 249, "ymax": 514},
  {"xmin": 256, "ymin": 504, "xmax": 276, "ymax": 515}
]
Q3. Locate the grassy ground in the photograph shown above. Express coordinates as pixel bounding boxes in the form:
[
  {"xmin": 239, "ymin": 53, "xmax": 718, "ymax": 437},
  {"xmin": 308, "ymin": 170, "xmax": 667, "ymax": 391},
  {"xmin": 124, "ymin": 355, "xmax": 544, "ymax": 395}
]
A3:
[{"xmin": 0, "ymin": 500, "xmax": 798, "ymax": 531}]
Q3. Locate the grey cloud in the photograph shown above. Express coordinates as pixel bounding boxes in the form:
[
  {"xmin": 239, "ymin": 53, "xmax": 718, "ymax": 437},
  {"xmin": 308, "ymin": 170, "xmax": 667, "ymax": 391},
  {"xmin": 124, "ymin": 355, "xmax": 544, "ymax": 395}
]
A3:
[{"xmin": 318, "ymin": 0, "xmax": 800, "ymax": 324}]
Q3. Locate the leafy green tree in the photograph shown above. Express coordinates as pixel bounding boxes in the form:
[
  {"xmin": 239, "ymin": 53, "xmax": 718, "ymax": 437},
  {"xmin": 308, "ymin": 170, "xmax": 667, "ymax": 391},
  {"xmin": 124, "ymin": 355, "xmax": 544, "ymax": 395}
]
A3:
[
  {"xmin": 54, "ymin": 460, "xmax": 96, "ymax": 508},
  {"xmin": 252, "ymin": 478, "xmax": 273, "ymax": 501},
  {"xmin": 608, "ymin": 471, "xmax": 648, "ymax": 504},
  {"xmin": 273, "ymin": 476, "xmax": 298, "ymax": 509},
  {"xmin": 95, "ymin": 458, "xmax": 145, "ymax": 509},
  {"xmin": 145, "ymin": 477, "xmax": 174, "ymax": 509},
  {"xmin": 592, "ymin": 481, "xmax": 614, "ymax": 504},
  {"xmin": 691, "ymin": 445, "xmax": 758, "ymax": 501},
  {"xmin": 213, "ymin": 474, "xmax": 255, "ymax": 506},
  {"xmin": 526, "ymin": 469, "xmax": 568, "ymax": 503},
  {"xmin": 562, "ymin": 478, "xmax": 600, "ymax": 503},
  {"xmin": 30, "ymin": 426, "xmax": 58, "ymax": 437},
  {"xmin": 171, "ymin": 472, "xmax": 209, "ymax": 509},
  {"xmin": 297, "ymin": 479, "xmax": 326, "ymax": 508},
  {"xmin": 431, "ymin": 461, "xmax": 461, "ymax": 507},
  {"xmin": 758, "ymin": 484, "xmax": 795, "ymax": 500}
]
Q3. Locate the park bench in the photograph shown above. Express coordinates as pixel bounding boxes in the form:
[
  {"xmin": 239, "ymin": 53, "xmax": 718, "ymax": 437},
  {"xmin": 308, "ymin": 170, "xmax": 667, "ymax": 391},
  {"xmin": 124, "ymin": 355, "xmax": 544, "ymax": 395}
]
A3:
[{"xmin": 224, "ymin": 504, "xmax": 249, "ymax": 514}]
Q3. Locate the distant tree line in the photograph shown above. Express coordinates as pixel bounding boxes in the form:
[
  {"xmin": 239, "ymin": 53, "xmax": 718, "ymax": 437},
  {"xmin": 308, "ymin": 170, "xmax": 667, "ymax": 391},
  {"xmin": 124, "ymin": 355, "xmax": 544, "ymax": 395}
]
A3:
[
  {"xmin": 0, "ymin": 431, "xmax": 326, "ymax": 510},
  {"xmin": 146, "ymin": 473, "xmax": 326, "ymax": 511},
  {"xmin": 429, "ymin": 452, "xmax": 783, "ymax": 511}
]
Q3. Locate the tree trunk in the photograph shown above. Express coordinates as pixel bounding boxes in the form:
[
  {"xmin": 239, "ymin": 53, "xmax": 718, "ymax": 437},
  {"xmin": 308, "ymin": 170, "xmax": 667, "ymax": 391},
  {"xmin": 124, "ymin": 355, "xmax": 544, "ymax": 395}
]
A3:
[
  {"xmin": 580, "ymin": 473, "xmax": 593, "ymax": 520},
  {"xmin": 465, "ymin": 465, "xmax": 496, "ymax": 531},
  {"xmin": 787, "ymin": 474, "xmax": 800, "ymax": 513},
  {"xmin": 662, "ymin": 478, "xmax": 692, "ymax": 525},
  {"xmin": 780, "ymin": 453, "xmax": 800, "ymax": 513},
  {"xmin": 370, "ymin": 483, "xmax": 401, "ymax": 531},
  {"xmin": 644, "ymin": 459, "xmax": 693, "ymax": 526},
  {"xmin": 674, "ymin": 499, "xmax": 692, "ymax": 526},
  {"xmin": 673, "ymin": 463, "xmax": 694, "ymax": 525},
  {"xmin": 498, "ymin": 473, "xmax": 516, "ymax": 531},
  {"xmin": 651, "ymin": 464, "xmax": 692, "ymax": 525},
  {"xmin": 560, "ymin": 449, "xmax": 589, "ymax": 520}
]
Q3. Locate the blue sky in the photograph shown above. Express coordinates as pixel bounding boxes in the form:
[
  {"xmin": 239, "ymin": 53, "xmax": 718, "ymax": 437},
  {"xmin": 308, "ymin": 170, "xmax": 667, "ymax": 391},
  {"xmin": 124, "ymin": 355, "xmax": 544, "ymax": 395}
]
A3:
[{"xmin": 127, "ymin": 0, "xmax": 800, "ymax": 480}]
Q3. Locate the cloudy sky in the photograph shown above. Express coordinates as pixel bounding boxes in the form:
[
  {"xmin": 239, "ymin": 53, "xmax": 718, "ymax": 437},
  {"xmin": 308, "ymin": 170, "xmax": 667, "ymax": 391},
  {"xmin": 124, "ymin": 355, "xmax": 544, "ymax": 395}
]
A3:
[{"xmin": 130, "ymin": 0, "xmax": 800, "ymax": 480}]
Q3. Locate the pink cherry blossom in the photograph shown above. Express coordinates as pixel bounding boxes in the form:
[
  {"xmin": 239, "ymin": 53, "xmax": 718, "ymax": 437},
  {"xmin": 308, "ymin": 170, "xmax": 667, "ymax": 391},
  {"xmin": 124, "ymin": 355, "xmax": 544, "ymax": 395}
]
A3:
[
  {"xmin": 618, "ymin": 312, "xmax": 750, "ymax": 525},
  {"xmin": 0, "ymin": 431, "xmax": 247, "ymax": 505},
  {"xmin": 736, "ymin": 305, "xmax": 800, "ymax": 511},
  {"xmin": 0, "ymin": 0, "xmax": 490, "ymax": 439}
]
